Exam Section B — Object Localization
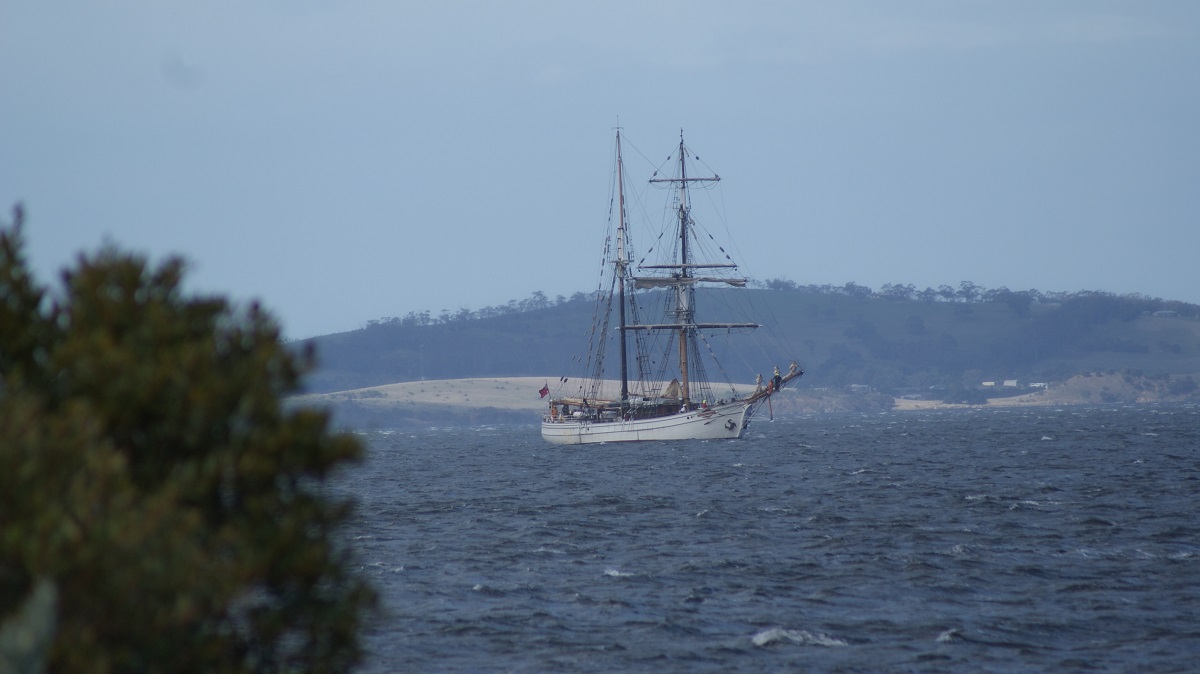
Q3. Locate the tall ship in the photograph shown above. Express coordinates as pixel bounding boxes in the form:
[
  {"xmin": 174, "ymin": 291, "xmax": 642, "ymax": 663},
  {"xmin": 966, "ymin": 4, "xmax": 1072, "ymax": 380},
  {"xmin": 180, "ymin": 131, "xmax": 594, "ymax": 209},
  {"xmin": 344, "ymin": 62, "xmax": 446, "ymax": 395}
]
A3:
[{"xmin": 540, "ymin": 130, "xmax": 802, "ymax": 445}]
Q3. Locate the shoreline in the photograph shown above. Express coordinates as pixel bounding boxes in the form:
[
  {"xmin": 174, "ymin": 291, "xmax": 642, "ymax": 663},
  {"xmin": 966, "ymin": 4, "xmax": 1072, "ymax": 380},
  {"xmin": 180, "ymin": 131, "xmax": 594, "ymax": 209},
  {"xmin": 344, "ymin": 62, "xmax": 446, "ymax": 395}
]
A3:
[
  {"xmin": 891, "ymin": 393, "xmax": 1056, "ymax": 411},
  {"xmin": 297, "ymin": 377, "xmax": 1123, "ymax": 416}
]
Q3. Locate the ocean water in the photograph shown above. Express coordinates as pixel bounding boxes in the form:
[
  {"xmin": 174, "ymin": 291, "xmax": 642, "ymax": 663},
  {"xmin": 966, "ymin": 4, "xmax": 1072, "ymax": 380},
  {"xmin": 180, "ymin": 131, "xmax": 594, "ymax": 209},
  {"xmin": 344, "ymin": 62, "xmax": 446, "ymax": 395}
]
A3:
[{"xmin": 339, "ymin": 404, "xmax": 1200, "ymax": 673}]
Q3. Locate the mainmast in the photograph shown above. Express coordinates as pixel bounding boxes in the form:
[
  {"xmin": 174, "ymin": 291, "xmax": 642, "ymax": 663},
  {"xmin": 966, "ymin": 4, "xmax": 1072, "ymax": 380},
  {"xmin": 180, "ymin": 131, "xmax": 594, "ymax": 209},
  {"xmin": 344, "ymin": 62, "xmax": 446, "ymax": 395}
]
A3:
[{"xmin": 615, "ymin": 130, "xmax": 630, "ymax": 405}]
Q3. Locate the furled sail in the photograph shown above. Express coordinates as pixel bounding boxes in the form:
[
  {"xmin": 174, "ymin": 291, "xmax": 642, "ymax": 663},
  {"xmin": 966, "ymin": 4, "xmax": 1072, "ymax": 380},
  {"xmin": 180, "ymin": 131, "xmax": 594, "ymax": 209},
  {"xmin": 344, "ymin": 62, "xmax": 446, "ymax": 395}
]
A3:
[{"xmin": 632, "ymin": 277, "xmax": 748, "ymax": 289}]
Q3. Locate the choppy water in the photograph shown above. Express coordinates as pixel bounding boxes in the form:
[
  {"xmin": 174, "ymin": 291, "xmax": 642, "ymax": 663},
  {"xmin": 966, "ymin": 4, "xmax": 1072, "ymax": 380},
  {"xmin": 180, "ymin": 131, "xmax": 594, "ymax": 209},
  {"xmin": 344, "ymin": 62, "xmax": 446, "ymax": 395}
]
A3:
[{"xmin": 339, "ymin": 405, "xmax": 1200, "ymax": 673}]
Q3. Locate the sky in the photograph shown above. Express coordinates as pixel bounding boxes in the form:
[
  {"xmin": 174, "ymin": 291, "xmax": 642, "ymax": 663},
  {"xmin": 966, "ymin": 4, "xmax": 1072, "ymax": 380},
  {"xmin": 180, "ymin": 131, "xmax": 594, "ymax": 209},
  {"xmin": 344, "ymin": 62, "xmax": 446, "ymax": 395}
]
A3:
[{"xmin": 2, "ymin": 1, "xmax": 1198, "ymax": 339}]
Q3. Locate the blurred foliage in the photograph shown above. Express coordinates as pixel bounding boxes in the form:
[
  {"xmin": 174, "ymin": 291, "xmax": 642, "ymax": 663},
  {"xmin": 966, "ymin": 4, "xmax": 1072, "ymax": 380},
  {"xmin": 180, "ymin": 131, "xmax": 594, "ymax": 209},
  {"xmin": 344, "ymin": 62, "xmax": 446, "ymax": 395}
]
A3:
[{"xmin": 0, "ymin": 209, "xmax": 373, "ymax": 673}]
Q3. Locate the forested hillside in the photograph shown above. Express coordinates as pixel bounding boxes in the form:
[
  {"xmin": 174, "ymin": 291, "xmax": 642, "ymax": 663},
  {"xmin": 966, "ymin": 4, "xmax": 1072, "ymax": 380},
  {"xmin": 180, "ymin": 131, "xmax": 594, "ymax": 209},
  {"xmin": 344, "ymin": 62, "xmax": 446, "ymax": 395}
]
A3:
[
  {"xmin": 302, "ymin": 282, "xmax": 1200, "ymax": 397},
  {"xmin": 304, "ymin": 291, "xmax": 595, "ymax": 392}
]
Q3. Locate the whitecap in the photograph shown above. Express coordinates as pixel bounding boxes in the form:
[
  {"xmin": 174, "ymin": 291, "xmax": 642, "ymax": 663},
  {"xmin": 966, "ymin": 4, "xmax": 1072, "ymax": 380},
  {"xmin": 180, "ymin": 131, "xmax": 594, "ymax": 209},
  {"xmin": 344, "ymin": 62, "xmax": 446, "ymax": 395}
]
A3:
[
  {"xmin": 936, "ymin": 628, "xmax": 962, "ymax": 642},
  {"xmin": 365, "ymin": 561, "xmax": 404, "ymax": 573},
  {"xmin": 604, "ymin": 568, "xmax": 634, "ymax": 577},
  {"xmin": 751, "ymin": 627, "xmax": 847, "ymax": 647}
]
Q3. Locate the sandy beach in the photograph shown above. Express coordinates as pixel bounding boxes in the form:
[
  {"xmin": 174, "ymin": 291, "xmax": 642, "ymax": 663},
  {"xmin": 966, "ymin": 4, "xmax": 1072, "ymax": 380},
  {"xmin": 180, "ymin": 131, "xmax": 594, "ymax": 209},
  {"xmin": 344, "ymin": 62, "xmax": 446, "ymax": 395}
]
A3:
[
  {"xmin": 891, "ymin": 392, "xmax": 1055, "ymax": 411},
  {"xmin": 299, "ymin": 377, "xmax": 1075, "ymax": 415},
  {"xmin": 296, "ymin": 369, "xmax": 1200, "ymax": 421},
  {"xmin": 297, "ymin": 377, "xmax": 764, "ymax": 413},
  {"xmin": 296, "ymin": 377, "xmax": 555, "ymax": 412}
]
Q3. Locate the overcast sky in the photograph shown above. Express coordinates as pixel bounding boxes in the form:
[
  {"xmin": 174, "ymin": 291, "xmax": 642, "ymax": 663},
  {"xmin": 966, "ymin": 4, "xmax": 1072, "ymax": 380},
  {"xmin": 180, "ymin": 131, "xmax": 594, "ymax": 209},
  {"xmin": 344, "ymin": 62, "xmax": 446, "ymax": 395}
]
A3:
[{"xmin": 3, "ymin": 1, "xmax": 1198, "ymax": 338}]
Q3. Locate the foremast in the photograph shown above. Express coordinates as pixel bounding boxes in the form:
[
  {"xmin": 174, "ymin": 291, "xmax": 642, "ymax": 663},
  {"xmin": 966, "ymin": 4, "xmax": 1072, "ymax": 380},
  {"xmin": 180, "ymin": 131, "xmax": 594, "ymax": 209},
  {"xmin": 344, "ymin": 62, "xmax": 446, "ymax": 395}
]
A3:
[{"xmin": 639, "ymin": 131, "xmax": 756, "ymax": 410}]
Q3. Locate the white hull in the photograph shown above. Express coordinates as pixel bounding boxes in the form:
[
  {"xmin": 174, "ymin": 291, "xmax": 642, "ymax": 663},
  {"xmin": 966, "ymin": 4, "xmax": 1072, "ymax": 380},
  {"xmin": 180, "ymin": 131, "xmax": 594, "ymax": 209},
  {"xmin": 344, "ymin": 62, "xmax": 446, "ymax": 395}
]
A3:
[{"xmin": 541, "ymin": 402, "xmax": 751, "ymax": 445}]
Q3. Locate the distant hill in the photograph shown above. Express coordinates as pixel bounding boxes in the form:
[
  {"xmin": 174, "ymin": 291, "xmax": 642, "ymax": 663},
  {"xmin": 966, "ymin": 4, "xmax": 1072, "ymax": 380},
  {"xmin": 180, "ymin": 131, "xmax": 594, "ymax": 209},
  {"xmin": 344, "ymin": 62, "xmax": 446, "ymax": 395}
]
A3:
[
  {"xmin": 300, "ymin": 283, "xmax": 1200, "ymax": 402},
  {"xmin": 302, "ymin": 291, "xmax": 596, "ymax": 393}
]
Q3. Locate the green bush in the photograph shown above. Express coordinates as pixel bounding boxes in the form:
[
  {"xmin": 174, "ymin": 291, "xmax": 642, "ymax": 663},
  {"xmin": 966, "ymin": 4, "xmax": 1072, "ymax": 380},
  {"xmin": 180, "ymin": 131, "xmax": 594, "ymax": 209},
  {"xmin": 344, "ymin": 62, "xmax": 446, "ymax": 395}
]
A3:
[{"xmin": 0, "ymin": 212, "xmax": 373, "ymax": 673}]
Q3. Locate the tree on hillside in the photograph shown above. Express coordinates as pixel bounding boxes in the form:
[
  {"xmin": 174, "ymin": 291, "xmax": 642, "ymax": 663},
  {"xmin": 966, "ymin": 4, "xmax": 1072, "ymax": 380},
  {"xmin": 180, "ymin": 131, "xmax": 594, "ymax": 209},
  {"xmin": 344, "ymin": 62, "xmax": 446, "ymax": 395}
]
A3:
[
  {"xmin": 957, "ymin": 281, "xmax": 981, "ymax": 304},
  {"xmin": 0, "ymin": 209, "xmax": 374, "ymax": 672}
]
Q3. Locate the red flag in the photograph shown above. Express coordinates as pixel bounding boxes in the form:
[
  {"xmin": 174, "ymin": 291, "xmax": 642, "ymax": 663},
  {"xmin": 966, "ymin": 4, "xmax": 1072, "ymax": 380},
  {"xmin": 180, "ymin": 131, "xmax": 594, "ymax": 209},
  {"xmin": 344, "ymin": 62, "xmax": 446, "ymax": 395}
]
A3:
[{"xmin": 539, "ymin": 384, "xmax": 550, "ymax": 398}]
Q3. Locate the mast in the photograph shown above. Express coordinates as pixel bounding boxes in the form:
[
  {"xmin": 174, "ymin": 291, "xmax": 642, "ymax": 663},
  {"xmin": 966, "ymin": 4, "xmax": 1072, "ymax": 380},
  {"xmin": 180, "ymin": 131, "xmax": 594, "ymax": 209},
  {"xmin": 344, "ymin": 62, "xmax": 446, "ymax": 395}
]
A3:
[
  {"xmin": 615, "ymin": 129, "xmax": 630, "ymax": 405},
  {"xmin": 675, "ymin": 134, "xmax": 692, "ymax": 406},
  {"xmin": 646, "ymin": 132, "xmax": 720, "ymax": 408},
  {"xmin": 636, "ymin": 132, "xmax": 746, "ymax": 408}
]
